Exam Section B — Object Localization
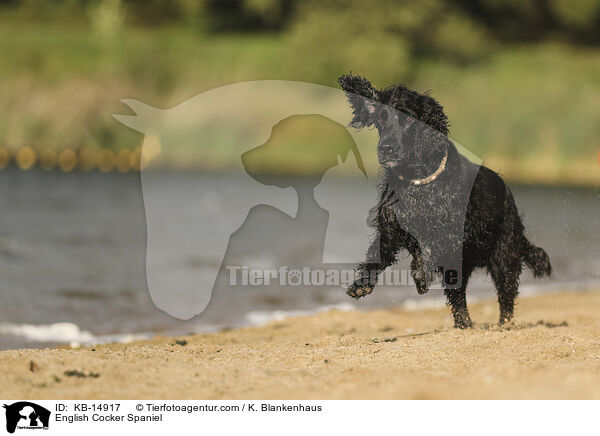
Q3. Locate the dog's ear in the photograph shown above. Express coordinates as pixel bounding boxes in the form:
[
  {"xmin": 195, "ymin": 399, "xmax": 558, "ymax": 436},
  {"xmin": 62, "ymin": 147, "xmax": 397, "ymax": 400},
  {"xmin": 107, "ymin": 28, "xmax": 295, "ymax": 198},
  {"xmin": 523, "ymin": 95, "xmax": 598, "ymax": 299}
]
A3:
[
  {"xmin": 338, "ymin": 74, "xmax": 379, "ymax": 129},
  {"xmin": 386, "ymin": 86, "xmax": 450, "ymax": 136},
  {"xmin": 414, "ymin": 92, "xmax": 450, "ymax": 136}
]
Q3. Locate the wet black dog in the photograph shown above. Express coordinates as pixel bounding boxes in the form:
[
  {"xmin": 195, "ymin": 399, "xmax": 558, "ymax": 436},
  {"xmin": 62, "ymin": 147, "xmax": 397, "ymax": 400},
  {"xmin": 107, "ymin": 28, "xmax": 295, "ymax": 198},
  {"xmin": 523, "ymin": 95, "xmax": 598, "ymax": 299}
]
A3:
[{"xmin": 338, "ymin": 73, "xmax": 551, "ymax": 328}]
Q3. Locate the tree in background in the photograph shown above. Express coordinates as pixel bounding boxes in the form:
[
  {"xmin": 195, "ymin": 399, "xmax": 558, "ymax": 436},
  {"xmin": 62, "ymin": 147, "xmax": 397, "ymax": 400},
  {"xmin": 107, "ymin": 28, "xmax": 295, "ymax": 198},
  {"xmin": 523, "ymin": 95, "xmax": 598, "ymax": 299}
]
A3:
[{"xmin": 284, "ymin": 0, "xmax": 491, "ymax": 84}]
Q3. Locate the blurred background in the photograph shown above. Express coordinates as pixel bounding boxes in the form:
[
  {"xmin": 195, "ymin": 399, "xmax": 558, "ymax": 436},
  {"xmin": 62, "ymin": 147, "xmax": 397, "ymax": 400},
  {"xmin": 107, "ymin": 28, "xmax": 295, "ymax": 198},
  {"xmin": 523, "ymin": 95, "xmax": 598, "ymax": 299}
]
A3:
[
  {"xmin": 0, "ymin": 0, "xmax": 599, "ymax": 349},
  {"xmin": 0, "ymin": 0, "xmax": 599, "ymax": 182}
]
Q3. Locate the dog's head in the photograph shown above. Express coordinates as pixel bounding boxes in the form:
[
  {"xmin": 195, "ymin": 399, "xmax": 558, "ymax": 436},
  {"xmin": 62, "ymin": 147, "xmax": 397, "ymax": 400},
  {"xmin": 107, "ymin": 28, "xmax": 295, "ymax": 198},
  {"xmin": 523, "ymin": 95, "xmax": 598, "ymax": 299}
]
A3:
[{"xmin": 338, "ymin": 73, "xmax": 450, "ymax": 180}]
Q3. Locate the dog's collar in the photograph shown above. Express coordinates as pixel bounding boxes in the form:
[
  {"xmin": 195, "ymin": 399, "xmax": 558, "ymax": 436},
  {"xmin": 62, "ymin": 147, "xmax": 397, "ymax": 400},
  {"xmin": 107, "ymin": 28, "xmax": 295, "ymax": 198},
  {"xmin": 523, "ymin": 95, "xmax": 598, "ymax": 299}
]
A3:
[{"xmin": 398, "ymin": 148, "xmax": 448, "ymax": 186}]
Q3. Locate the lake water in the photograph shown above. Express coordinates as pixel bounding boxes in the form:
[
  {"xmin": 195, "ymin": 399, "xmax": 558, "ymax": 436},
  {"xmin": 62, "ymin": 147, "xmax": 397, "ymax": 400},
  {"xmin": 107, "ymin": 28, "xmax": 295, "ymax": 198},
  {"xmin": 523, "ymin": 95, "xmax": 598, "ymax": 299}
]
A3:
[{"xmin": 0, "ymin": 168, "xmax": 598, "ymax": 349}]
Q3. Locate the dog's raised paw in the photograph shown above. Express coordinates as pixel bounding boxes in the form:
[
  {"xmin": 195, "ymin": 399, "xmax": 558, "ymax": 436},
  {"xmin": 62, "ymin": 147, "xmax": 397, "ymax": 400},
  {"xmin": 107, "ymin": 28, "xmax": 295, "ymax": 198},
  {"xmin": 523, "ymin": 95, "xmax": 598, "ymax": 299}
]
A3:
[{"xmin": 347, "ymin": 282, "xmax": 373, "ymax": 299}]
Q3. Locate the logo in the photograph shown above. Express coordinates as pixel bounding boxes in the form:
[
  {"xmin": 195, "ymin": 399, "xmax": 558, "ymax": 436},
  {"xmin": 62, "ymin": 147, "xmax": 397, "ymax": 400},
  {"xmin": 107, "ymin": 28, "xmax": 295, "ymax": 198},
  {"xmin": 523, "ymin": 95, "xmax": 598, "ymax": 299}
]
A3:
[
  {"xmin": 113, "ymin": 81, "xmax": 482, "ymax": 319},
  {"xmin": 3, "ymin": 402, "xmax": 50, "ymax": 434}
]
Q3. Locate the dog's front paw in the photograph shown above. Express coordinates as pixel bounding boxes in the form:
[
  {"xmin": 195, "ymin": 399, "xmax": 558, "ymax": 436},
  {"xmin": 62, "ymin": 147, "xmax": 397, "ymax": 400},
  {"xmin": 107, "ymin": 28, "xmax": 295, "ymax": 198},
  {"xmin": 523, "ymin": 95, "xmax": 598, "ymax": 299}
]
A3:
[
  {"xmin": 347, "ymin": 281, "xmax": 373, "ymax": 299},
  {"xmin": 415, "ymin": 282, "xmax": 429, "ymax": 295},
  {"xmin": 412, "ymin": 270, "xmax": 430, "ymax": 294}
]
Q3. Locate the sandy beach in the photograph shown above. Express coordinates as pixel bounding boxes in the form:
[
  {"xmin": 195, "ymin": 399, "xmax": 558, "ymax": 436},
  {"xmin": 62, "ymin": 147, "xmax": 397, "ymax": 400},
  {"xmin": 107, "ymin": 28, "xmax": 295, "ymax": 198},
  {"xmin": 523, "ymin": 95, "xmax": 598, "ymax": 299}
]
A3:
[{"xmin": 2, "ymin": 290, "xmax": 600, "ymax": 400}]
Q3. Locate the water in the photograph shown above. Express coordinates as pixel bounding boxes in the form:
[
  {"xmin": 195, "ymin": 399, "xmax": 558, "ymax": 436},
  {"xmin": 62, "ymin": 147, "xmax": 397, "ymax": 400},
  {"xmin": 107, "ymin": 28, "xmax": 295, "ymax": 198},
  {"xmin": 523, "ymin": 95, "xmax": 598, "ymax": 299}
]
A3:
[{"xmin": 0, "ymin": 168, "xmax": 598, "ymax": 349}]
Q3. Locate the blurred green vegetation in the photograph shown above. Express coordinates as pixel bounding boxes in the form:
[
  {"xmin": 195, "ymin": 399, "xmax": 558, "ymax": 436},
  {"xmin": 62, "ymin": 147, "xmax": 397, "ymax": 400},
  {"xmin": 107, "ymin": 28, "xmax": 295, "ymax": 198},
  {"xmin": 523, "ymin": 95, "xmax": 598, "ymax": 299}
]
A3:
[{"xmin": 0, "ymin": 0, "xmax": 599, "ymax": 184}]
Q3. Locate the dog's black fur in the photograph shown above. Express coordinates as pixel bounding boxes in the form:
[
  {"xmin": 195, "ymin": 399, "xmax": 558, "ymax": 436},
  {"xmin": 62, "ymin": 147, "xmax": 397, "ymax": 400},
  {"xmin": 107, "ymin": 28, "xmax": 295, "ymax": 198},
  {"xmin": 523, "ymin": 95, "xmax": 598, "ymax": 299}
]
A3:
[{"xmin": 338, "ymin": 73, "xmax": 552, "ymax": 328}]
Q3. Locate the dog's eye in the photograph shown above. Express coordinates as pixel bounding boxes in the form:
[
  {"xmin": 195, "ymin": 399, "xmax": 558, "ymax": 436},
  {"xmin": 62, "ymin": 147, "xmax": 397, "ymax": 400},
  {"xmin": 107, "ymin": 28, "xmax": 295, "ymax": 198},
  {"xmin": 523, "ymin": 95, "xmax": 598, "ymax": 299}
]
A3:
[{"xmin": 375, "ymin": 112, "xmax": 388, "ymax": 126}]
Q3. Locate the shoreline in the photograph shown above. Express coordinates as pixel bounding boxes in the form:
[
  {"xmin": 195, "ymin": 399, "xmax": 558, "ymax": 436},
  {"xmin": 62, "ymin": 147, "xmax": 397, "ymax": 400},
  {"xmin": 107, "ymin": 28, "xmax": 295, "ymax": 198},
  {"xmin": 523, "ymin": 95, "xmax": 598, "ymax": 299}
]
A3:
[
  {"xmin": 2, "ymin": 289, "xmax": 600, "ymax": 399},
  {"xmin": 5, "ymin": 279, "xmax": 600, "ymax": 351}
]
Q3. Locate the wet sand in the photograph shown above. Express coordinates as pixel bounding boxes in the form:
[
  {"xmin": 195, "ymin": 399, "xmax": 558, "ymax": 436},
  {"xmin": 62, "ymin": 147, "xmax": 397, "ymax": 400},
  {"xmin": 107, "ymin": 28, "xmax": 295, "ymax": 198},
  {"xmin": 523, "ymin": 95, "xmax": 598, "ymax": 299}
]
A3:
[{"xmin": 2, "ymin": 290, "xmax": 600, "ymax": 399}]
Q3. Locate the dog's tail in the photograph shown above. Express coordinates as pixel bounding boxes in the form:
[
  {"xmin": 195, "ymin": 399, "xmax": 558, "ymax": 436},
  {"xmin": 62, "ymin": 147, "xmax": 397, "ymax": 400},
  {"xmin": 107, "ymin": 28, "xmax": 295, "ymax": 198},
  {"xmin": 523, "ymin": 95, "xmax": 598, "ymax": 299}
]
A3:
[
  {"xmin": 522, "ymin": 240, "xmax": 552, "ymax": 278},
  {"xmin": 503, "ymin": 185, "xmax": 552, "ymax": 279}
]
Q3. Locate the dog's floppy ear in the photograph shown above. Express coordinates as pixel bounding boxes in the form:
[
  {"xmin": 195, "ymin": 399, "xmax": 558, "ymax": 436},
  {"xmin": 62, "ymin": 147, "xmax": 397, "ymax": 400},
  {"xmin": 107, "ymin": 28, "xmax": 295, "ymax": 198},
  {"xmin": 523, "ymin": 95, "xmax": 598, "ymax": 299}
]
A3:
[{"xmin": 338, "ymin": 74, "xmax": 379, "ymax": 129}]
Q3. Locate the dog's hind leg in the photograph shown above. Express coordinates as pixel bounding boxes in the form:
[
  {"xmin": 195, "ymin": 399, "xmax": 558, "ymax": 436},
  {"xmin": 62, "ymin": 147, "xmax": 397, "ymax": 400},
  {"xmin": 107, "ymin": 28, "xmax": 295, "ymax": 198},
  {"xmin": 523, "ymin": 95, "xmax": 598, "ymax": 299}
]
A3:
[
  {"xmin": 489, "ymin": 188, "xmax": 525, "ymax": 325},
  {"xmin": 489, "ymin": 256, "xmax": 521, "ymax": 325}
]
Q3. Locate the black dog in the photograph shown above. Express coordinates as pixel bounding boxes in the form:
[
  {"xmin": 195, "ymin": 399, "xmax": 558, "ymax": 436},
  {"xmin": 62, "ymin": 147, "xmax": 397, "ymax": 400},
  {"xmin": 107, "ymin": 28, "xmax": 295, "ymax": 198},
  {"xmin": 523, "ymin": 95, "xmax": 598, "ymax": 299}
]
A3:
[{"xmin": 338, "ymin": 73, "xmax": 551, "ymax": 328}]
